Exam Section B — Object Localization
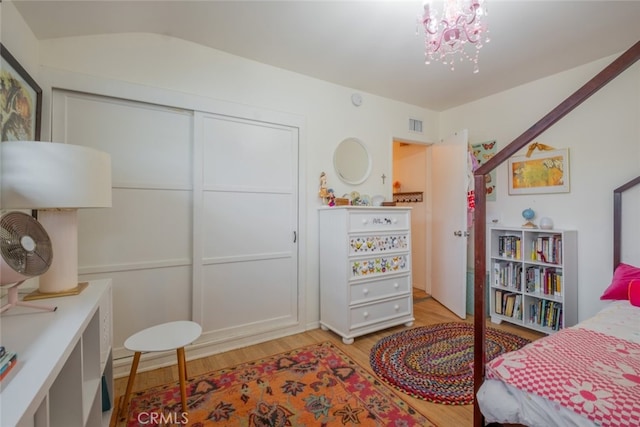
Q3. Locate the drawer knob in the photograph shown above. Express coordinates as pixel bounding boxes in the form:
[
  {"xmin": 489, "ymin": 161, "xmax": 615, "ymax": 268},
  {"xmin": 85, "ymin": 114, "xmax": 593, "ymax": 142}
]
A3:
[
  {"xmin": 394, "ymin": 304, "xmax": 400, "ymax": 311},
  {"xmin": 393, "ymin": 283, "xmax": 399, "ymax": 289},
  {"xmin": 362, "ymin": 218, "xmax": 368, "ymax": 225},
  {"xmin": 392, "ymin": 218, "xmax": 398, "ymax": 224},
  {"xmin": 363, "ymin": 311, "xmax": 369, "ymax": 318},
  {"xmin": 363, "ymin": 288, "xmax": 369, "ymax": 295}
]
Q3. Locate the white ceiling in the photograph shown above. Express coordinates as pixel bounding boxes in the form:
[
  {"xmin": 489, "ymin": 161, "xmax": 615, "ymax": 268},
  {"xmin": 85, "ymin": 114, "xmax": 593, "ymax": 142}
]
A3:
[{"xmin": 12, "ymin": 0, "xmax": 640, "ymax": 111}]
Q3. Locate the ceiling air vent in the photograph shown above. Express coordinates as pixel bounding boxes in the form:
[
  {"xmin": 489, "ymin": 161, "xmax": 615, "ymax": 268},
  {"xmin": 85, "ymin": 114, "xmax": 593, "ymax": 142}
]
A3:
[{"xmin": 409, "ymin": 118, "xmax": 423, "ymax": 133}]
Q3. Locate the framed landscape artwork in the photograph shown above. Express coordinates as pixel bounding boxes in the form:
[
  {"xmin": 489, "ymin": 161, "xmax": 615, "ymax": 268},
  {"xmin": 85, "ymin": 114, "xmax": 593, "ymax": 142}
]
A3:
[
  {"xmin": 1, "ymin": 43, "xmax": 42, "ymax": 141},
  {"xmin": 508, "ymin": 148, "xmax": 570, "ymax": 195}
]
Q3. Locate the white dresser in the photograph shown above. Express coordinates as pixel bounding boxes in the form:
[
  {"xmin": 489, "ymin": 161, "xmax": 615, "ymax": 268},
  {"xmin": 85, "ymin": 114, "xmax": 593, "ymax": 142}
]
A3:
[
  {"xmin": 319, "ymin": 206, "xmax": 414, "ymax": 344},
  {"xmin": 0, "ymin": 279, "xmax": 113, "ymax": 427}
]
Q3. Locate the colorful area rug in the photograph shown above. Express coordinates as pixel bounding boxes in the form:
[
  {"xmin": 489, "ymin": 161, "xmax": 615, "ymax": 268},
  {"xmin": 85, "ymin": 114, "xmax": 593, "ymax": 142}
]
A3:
[
  {"xmin": 370, "ymin": 322, "xmax": 530, "ymax": 405},
  {"xmin": 116, "ymin": 341, "xmax": 434, "ymax": 426}
]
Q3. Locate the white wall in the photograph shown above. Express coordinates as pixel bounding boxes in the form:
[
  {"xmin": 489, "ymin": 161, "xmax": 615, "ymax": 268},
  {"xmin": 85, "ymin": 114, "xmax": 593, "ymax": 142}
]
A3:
[
  {"xmin": 1, "ymin": 2, "xmax": 40, "ymax": 77},
  {"xmin": 441, "ymin": 56, "xmax": 640, "ymax": 320}
]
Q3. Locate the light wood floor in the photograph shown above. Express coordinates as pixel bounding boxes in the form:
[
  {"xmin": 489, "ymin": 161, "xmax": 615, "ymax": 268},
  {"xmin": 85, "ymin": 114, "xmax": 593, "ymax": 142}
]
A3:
[{"xmin": 113, "ymin": 289, "xmax": 543, "ymax": 426}]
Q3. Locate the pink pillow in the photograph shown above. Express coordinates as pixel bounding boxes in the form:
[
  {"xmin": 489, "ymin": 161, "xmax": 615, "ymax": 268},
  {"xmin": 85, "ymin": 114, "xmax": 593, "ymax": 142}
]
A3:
[
  {"xmin": 600, "ymin": 263, "xmax": 640, "ymax": 300},
  {"xmin": 629, "ymin": 280, "xmax": 640, "ymax": 307}
]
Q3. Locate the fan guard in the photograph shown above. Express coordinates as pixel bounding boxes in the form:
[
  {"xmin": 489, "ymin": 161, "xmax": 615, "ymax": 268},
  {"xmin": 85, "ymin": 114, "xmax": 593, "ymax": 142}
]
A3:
[
  {"xmin": 1, "ymin": 212, "xmax": 56, "ymax": 314},
  {"xmin": 1, "ymin": 212, "xmax": 52, "ymax": 283}
]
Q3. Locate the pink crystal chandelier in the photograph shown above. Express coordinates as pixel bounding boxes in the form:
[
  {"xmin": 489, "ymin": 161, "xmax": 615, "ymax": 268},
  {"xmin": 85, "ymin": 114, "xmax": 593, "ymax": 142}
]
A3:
[{"xmin": 418, "ymin": 0, "xmax": 489, "ymax": 73}]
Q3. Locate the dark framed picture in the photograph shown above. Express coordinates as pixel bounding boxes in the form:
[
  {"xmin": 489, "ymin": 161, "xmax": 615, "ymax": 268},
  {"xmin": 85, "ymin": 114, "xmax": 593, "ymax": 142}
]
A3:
[{"xmin": 1, "ymin": 43, "xmax": 42, "ymax": 141}]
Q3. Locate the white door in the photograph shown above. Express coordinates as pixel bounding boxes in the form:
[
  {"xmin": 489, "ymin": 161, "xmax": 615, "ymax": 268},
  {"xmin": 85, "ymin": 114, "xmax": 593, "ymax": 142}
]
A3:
[
  {"xmin": 431, "ymin": 130, "xmax": 469, "ymax": 319},
  {"xmin": 195, "ymin": 112, "xmax": 299, "ymax": 336},
  {"xmin": 52, "ymin": 90, "xmax": 196, "ymax": 349}
]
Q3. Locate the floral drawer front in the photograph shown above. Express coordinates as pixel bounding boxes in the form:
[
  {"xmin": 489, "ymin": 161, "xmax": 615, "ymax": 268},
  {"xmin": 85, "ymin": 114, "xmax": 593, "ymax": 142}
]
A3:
[
  {"xmin": 349, "ymin": 234, "xmax": 408, "ymax": 255},
  {"xmin": 351, "ymin": 255, "xmax": 409, "ymax": 278}
]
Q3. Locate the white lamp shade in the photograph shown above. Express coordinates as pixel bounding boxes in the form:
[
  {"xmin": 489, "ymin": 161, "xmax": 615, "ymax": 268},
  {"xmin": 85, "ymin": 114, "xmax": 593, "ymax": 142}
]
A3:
[{"xmin": 1, "ymin": 141, "xmax": 112, "ymax": 209}]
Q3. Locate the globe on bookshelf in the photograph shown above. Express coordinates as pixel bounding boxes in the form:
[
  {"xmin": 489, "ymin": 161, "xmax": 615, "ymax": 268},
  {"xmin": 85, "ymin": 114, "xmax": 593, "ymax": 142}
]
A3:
[{"xmin": 522, "ymin": 208, "xmax": 537, "ymax": 228}]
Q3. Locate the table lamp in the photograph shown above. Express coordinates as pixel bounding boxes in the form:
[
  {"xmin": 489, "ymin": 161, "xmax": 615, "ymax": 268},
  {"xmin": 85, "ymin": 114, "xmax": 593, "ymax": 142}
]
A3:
[{"xmin": 1, "ymin": 141, "xmax": 112, "ymax": 298}]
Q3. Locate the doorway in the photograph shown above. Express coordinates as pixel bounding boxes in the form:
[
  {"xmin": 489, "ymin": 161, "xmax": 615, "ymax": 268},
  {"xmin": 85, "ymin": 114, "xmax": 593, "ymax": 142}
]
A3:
[{"xmin": 392, "ymin": 139, "xmax": 431, "ymax": 296}]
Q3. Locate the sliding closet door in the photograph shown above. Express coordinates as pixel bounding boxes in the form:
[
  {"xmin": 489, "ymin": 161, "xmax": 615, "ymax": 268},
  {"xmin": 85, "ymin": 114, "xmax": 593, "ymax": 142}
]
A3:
[
  {"xmin": 52, "ymin": 89, "xmax": 301, "ymax": 355},
  {"xmin": 51, "ymin": 89, "xmax": 194, "ymax": 351},
  {"xmin": 194, "ymin": 112, "xmax": 299, "ymax": 337}
]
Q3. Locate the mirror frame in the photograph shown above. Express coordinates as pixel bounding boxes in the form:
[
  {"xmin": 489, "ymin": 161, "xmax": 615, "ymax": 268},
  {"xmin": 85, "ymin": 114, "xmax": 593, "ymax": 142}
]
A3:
[{"xmin": 333, "ymin": 137, "xmax": 372, "ymax": 185}]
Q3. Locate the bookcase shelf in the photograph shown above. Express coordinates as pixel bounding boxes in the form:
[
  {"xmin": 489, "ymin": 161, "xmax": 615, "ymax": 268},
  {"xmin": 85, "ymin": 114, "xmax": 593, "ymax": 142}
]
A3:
[
  {"xmin": 0, "ymin": 279, "xmax": 112, "ymax": 426},
  {"xmin": 489, "ymin": 227, "xmax": 577, "ymax": 334}
]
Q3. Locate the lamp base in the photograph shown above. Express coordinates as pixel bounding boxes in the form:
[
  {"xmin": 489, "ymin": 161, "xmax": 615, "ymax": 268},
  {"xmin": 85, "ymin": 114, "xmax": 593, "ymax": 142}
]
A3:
[{"xmin": 23, "ymin": 281, "xmax": 89, "ymax": 301}]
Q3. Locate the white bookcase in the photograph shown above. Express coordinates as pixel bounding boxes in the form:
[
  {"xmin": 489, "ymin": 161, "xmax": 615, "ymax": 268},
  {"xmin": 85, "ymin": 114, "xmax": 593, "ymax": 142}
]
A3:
[
  {"xmin": 488, "ymin": 227, "xmax": 577, "ymax": 334},
  {"xmin": 319, "ymin": 206, "xmax": 414, "ymax": 344},
  {"xmin": 0, "ymin": 279, "xmax": 113, "ymax": 427}
]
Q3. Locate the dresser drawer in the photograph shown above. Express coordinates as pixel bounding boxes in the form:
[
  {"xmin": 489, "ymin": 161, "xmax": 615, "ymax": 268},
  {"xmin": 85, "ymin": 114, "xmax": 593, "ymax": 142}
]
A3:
[
  {"xmin": 349, "ymin": 233, "xmax": 409, "ymax": 256},
  {"xmin": 350, "ymin": 275, "xmax": 411, "ymax": 305},
  {"xmin": 348, "ymin": 210, "xmax": 409, "ymax": 232},
  {"xmin": 349, "ymin": 296, "xmax": 412, "ymax": 329},
  {"xmin": 350, "ymin": 254, "xmax": 410, "ymax": 279}
]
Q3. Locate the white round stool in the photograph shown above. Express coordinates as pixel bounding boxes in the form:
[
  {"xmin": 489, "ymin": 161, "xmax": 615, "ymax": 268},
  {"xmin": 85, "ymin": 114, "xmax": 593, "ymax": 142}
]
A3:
[{"xmin": 119, "ymin": 320, "xmax": 202, "ymax": 419}]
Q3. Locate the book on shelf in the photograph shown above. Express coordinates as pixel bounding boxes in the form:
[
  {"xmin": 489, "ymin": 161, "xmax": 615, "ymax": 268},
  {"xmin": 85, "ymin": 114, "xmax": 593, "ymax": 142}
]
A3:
[
  {"xmin": 532, "ymin": 234, "xmax": 563, "ymax": 264},
  {"xmin": 493, "ymin": 262, "xmax": 523, "ymax": 290},
  {"xmin": 525, "ymin": 266, "xmax": 563, "ymax": 297},
  {"xmin": 0, "ymin": 351, "xmax": 17, "ymax": 381},
  {"xmin": 494, "ymin": 289, "xmax": 503, "ymax": 314},
  {"xmin": 528, "ymin": 299, "xmax": 563, "ymax": 330},
  {"xmin": 513, "ymin": 294, "xmax": 522, "ymax": 320},
  {"xmin": 504, "ymin": 293, "xmax": 517, "ymax": 317},
  {"xmin": 498, "ymin": 235, "xmax": 521, "ymax": 259}
]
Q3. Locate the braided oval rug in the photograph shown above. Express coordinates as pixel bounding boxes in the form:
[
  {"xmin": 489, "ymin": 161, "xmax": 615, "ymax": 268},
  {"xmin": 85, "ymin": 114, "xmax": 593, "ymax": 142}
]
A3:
[{"xmin": 370, "ymin": 322, "xmax": 530, "ymax": 405}]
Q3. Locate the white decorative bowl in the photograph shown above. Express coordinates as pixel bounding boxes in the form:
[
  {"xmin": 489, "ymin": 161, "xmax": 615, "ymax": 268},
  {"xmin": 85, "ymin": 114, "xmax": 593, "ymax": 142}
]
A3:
[{"xmin": 539, "ymin": 217, "xmax": 554, "ymax": 230}]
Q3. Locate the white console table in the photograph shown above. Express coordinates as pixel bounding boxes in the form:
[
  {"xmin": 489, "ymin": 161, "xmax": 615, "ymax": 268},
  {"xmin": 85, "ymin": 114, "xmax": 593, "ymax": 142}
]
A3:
[{"xmin": 0, "ymin": 279, "xmax": 113, "ymax": 427}]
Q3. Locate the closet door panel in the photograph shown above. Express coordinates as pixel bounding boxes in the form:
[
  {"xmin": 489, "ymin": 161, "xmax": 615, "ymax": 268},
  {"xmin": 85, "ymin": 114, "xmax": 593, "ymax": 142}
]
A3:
[
  {"xmin": 197, "ymin": 113, "xmax": 298, "ymax": 333},
  {"xmin": 202, "ymin": 258, "xmax": 296, "ymax": 334},
  {"xmin": 52, "ymin": 89, "xmax": 193, "ymax": 354},
  {"xmin": 202, "ymin": 191, "xmax": 293, "ymax": 259},
  {"xmin": 82, "ymin": 268, "xmax": 191, "ymax": 357},
  {"xmin": 78, "ymin": 188, "xmax": 192, "ymax": 268},
  {"xmin": 202, "ymin": 118, "xmax": 295, "ymax": 192},
  {"xmin": 52, "ymin": 91, "xmax": 193, "ymax": 188}
]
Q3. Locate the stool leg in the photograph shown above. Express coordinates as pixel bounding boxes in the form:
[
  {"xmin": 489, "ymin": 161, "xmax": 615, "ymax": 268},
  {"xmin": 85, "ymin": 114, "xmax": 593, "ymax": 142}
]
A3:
[
  {"xmin": 177, "ymin": 347, "xmax": 188, "ymax": 413},
  {"xmin": 119, "ymin": 351, "xmax": 141, "ymax": 419}
]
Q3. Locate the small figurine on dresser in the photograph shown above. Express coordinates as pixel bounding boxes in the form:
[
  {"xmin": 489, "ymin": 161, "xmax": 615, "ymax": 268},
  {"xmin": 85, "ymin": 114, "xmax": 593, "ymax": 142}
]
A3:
[
  {"xmin": 319, "ymin": 172, "xmax": 329, "ymax": 204},
  {"xmin": 328, "ymin": 189, "xmax": 336, "ymax": 206}
]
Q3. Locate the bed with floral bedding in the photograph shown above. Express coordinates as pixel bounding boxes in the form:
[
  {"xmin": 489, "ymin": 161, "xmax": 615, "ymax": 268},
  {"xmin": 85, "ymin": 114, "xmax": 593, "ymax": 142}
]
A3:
[{"xmin": 477, "ymin": 299, "xmax": 640, "ymax": 427}]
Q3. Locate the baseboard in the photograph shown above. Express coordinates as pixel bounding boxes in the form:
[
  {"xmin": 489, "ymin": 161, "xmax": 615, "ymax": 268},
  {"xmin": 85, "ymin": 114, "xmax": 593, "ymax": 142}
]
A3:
[{"xmin": 113, "ymin": 323, "xmax": 312, "ymax": 378}]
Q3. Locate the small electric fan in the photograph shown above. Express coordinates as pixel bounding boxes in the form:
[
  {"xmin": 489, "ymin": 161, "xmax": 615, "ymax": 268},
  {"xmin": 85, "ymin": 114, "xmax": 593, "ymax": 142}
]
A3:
[{"xmin": 1, "ymin": 211, "xmax": 56, "ymax": 313}]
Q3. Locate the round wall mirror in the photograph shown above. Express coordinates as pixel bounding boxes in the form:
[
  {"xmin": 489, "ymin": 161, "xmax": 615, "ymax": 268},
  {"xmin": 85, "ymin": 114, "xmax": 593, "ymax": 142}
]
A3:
[{"xmin": 333, "ymin": 137, "xmax": 371, "ymax": 185}]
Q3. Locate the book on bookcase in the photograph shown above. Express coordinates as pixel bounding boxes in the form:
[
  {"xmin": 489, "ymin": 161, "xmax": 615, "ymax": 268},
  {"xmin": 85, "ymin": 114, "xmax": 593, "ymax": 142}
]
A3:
[
  {"xmin": 0, "ymin": 350, "xmax": 18, "ymax": 381},
  {"xmin": 504, "ymin": 293, "xmax": 517, "ymax": 317}
]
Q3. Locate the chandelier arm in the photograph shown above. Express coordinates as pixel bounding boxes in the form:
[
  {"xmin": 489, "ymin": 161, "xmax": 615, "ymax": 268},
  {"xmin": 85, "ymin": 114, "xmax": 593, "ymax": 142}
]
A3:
[
  {"xmin": 455, "ymin": 7, "xmax": 479, "ymax": 30},
  {"xmin": 418, "ymin": 0, "xmax": 488, "ymax": 71},
  {"xmin": 422, "ymin": 17, "xmax": 439, "ymax": 36},
  {"xmin": 462, "ymin": 24, "xmax": 483, "ymax": 44},
  {"xmin": 426, "ymin": 27, "xmax": 448, "ymax": 54}
]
